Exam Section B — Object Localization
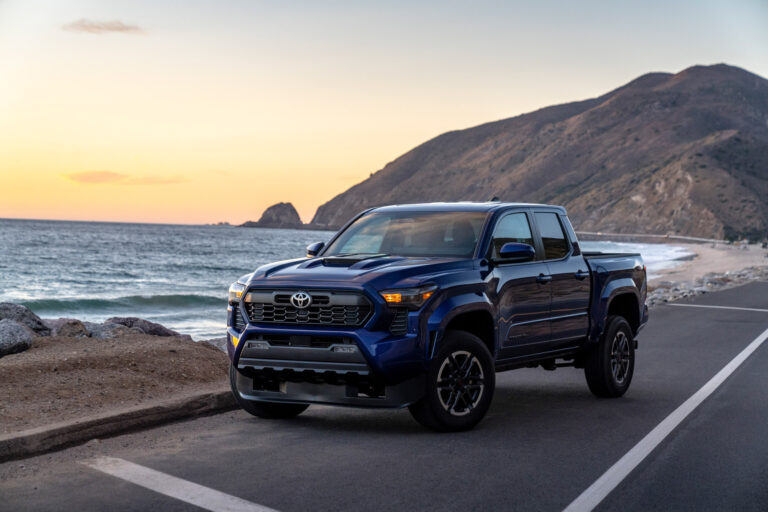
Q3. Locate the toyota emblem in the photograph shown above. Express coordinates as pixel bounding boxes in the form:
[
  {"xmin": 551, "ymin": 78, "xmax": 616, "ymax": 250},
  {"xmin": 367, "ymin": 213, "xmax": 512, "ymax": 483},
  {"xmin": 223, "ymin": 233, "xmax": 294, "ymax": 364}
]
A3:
[{"xmin": 290, "ymin": 291, "xmax": 312, "ymax": 309}]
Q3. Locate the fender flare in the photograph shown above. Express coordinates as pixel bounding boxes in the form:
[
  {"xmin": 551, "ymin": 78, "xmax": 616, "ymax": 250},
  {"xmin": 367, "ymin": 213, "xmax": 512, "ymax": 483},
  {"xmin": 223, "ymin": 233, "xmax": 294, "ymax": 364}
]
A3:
[
  {"xmin": 589, "ymin": 278, "xmax": 641, "ymax": 343},
  {"xmin": 424, "ymin": 293, "xmax": 496, "ymax": 360}
]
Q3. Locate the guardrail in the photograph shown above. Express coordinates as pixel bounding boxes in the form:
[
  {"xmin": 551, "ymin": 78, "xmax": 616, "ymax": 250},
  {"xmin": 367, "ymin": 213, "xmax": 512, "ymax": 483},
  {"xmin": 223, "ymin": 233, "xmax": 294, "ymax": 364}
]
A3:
[{"xmin": 576, "ymin": 231, "xmax": 730, "ymax": 244}]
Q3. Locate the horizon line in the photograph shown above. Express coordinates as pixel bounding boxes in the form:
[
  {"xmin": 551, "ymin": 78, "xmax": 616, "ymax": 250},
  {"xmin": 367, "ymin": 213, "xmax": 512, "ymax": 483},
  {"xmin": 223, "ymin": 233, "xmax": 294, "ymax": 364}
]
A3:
[{"xmin": 0, "ymin": 215, "xmax": 224, "ymax": 227}]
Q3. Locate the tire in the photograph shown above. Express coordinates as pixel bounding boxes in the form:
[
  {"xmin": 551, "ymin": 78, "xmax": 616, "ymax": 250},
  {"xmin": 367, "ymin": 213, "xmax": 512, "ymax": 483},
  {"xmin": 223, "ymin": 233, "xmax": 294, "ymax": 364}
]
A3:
[
  {"xmin": 408, "ymin": 330, "xmax": 495, "ymax": 432},
  {"xmin": 229, "ymin": 364, "xmax": 309, "ymax": 419},
  {"xmin": 584, "ymin": 315, "xmax": 635, "ymax": 398}
]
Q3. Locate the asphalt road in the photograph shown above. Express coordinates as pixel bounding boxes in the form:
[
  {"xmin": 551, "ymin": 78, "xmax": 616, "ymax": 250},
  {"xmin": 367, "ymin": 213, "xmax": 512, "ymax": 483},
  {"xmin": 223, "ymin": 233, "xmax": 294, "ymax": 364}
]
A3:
[{"xmin": 2, "ymin": 281, "xmax": 767, "ymax": 511}]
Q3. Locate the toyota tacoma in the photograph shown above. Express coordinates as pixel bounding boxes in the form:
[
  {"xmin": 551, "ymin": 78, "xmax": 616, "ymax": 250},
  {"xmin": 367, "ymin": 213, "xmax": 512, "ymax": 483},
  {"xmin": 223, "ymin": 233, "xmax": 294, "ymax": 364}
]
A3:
[{"xmin": 227, "ymin": 202, "xmax": 648, "ymax": 431}]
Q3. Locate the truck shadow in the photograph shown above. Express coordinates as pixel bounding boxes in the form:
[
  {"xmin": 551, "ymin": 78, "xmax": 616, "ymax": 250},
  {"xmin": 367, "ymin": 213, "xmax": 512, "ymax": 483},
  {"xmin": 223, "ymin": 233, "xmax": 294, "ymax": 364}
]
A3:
[{"xmin": 270, "ymin": 381, "xmax": 645, "ymax": 436}]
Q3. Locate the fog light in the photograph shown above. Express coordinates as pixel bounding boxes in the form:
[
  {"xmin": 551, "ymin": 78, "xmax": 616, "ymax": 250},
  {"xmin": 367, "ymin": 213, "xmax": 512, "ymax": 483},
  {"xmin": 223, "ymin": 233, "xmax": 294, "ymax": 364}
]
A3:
[
  {"xmin": 248, "ymin": 341, "xmax": 269, "ymax": 350},
  {"xmin": 332, "ymin": 345, "xmax": 358, "ymax": 353}
]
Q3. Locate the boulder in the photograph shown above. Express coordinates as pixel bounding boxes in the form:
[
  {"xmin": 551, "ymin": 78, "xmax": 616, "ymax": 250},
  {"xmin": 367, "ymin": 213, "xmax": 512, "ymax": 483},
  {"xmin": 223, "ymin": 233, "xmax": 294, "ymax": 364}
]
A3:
[
  {"xmin": 0, "ymin": 319, "xmax": 36, "ymax": 357},
  {"xmin": 84, "ymin": 321, "xmax": 143, "ymax": 339},
  {"xmin": 0, "ymin": 303, "xmax": 51, "ymax": 336},
  {"xmin": 204, "ymin": 337, "xmax": 228, "ymax": 353},
  {"xmin": 43, "ymin": 318, "xmax": 67, "ymax": 331},
  {"xmin": 44, "ymin": 318, "xmax": 90, "ymax": 337},
  {"xmin": 105, "ymin": 317, "xmax": 180, "ymax": 337}
]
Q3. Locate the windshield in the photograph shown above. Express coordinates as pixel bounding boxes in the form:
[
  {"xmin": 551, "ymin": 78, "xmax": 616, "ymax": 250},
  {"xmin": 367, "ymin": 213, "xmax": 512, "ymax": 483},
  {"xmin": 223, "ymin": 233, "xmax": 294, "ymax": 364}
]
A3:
[{"xmin": 324, "ymin": 211, "xmax": 488, "ymax": 258}]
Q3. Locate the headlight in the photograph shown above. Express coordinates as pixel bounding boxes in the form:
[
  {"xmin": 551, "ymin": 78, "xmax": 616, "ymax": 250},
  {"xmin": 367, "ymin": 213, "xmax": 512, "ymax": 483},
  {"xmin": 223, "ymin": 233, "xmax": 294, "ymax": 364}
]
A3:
[
  {"xmin": 228, "ymin": 282, "xmax": 246, "ymax": 304},
  {"xmin": 379, "ymin": 285, "xmax": 437, "ymax": 309}
]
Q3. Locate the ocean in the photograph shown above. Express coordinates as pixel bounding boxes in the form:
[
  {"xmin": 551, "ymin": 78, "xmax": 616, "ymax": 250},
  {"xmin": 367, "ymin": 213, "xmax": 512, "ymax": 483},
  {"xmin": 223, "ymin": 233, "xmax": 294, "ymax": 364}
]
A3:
[{"xmin": 0, "ymin": 219, "xmax": 691, "ymax": 340}]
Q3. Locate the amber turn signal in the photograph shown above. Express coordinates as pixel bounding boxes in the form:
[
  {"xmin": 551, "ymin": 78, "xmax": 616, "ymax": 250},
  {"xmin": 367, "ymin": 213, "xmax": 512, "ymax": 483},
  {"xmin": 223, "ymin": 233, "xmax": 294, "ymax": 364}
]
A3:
[{"xmin": 379, "ymin": 285, "xmax": 437, "ymax": 309}]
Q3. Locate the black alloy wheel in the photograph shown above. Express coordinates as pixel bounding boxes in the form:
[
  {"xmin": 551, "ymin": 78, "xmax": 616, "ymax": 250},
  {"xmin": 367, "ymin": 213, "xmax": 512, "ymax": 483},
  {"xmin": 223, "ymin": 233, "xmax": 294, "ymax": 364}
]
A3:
[
  {"xmin": 584, "ymin": 315, "xmax": 635, "ymax": 398},
  {"xmin": 409, "ymin": 330, "xmax": 495, "ymax": 432}
]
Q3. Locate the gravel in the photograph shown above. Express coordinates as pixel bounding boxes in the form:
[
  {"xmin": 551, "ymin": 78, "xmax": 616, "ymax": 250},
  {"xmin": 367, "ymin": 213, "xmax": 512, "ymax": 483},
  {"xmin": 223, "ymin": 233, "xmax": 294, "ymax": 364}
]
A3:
[{"xmin": 0, "ymin": 332, "xmax": 229, "ymax": 434}]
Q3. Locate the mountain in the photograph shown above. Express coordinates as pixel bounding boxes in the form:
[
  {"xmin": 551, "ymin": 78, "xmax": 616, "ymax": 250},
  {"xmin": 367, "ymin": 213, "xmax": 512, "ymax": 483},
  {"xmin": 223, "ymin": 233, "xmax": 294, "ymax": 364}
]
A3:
[{"xmin": 311, "ymin": 64, "xmax": 768, "ymax": 240}]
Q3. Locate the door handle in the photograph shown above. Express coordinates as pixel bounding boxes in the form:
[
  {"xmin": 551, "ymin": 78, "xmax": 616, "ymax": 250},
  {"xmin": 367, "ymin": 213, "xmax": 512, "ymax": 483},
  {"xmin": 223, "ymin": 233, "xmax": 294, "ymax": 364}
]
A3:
[
  {"xmin": 575, "ymin": 270, "xmax": 589, "ymax": 280},
  {"xmin": 536, "ymin": 274, "xmax": 552, "ymax": 284}
]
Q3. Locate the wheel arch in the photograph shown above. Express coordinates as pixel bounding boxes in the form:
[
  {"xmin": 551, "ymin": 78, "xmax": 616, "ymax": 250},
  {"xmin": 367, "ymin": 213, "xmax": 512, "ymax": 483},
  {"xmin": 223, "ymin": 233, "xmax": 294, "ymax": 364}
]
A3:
[
  {"xmin": 444, "ymin": 310, "xmax": 496, "ymax": 357},
  {"xmin": 589, "ymin": 278, "xmax": 642, "ymax": 343},
  {"xmin": 426, "ymin": 295, "xmax": 497, "ymax": 360},
  {"xmin": 607, "ymin": 293, "xmax": 641, "ymax": 334}
]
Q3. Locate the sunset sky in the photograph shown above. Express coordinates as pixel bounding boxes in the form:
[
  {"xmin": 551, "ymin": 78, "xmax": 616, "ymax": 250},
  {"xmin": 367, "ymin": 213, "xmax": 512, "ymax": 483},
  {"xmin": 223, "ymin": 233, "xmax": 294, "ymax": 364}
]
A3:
[{"xmin": 1, "ymin": 0, "xmax": 766, "ymax": 224}]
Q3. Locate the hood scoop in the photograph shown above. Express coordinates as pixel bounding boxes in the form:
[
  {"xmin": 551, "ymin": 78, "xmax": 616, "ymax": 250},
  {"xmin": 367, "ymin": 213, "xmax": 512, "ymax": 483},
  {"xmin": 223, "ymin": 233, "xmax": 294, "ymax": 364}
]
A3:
[
  {"xmin": 350, "ymin": 256, "xmax": 407, "ymax": 269},
  {"xmin": 321, "ymin": 253, "xmax": 388, "ymax": 267}
]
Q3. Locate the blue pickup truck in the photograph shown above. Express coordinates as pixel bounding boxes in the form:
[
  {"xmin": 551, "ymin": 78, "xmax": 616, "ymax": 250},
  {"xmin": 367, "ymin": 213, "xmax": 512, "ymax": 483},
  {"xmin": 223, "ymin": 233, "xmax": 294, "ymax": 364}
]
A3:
[{"xmin": 227, "ymin": 202, "xmax": 648, "ymax": 431}]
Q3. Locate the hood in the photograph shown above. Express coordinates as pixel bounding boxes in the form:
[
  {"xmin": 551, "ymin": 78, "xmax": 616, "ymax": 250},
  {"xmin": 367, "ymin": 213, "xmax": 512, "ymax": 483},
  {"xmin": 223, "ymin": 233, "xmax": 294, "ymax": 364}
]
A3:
[{"xmin": 248, "ymin": 254, "xmax": 475, "ymax": 290}]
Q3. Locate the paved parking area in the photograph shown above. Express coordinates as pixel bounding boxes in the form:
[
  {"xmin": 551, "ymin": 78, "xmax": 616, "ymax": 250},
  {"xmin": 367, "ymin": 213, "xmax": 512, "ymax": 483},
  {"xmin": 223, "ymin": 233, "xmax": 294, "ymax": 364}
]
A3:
[{"xmin": 2, "ymin": 282, "xmax": 767, "ymax": 511}]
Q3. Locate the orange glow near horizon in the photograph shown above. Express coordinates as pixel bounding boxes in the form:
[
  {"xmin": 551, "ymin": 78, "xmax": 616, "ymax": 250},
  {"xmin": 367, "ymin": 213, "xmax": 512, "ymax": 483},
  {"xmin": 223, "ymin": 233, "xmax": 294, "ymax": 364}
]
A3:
[{"xmin": 1, "ymin": 1, "xmax": 766, "ymax": 225}]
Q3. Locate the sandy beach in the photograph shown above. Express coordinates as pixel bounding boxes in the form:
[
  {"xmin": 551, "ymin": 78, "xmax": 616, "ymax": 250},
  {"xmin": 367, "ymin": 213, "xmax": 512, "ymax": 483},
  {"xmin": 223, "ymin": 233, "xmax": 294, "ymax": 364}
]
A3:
[{"xmin": 650, "ymin": 243, "xmax": 768, "ymax": 285}]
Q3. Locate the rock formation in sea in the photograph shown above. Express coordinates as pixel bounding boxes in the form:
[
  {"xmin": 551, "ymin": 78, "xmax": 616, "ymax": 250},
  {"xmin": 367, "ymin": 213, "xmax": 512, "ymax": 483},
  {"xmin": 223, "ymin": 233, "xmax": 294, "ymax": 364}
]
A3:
[{"xmin": 241, "ymin": 202, "xmax": 304, "ymax": 229}]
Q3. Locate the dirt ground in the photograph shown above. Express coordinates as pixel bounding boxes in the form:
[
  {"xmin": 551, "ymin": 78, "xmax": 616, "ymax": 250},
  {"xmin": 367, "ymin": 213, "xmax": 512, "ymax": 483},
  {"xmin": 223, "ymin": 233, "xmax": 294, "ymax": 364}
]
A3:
[{"xmin": 0, "ymin": 334, "xmax": 229, "ymax": 435}]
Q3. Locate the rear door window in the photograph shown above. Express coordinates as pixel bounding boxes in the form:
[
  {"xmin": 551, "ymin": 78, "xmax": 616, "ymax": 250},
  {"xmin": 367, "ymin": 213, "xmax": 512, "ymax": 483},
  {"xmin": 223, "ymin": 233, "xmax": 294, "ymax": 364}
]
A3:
[{"xmin": 534, "ymin": 212, "xmax": 569, "ymax": 260}]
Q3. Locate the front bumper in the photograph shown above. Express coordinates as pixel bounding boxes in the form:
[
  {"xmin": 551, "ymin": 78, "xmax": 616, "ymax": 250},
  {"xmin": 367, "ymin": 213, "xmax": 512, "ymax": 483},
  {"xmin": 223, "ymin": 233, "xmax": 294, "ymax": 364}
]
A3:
[
  {"xmin": 231, "ymin": 362, "xmax": 424, "ymax": 408},
  {"xmin": 226, "ymin": 281, "xmax": 436, "ymax": 407},
  {"xmin": 227, "ymin": 319, "xmax": 428, "ymax": 407}
]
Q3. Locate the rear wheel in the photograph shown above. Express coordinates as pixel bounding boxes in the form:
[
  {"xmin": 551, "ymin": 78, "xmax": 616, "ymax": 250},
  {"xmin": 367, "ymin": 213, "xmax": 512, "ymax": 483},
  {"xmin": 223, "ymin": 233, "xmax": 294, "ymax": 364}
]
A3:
[
  {"xmin": 584, "ymin": 315, "xmax": 635, "ymax": 398},
  {"xmin": 229, "ymin": 364, "xmax": 309, "ymax": 419},
  {"xmin": 409, "ymin": 330, "xmax": 495, "ymax": 432}
]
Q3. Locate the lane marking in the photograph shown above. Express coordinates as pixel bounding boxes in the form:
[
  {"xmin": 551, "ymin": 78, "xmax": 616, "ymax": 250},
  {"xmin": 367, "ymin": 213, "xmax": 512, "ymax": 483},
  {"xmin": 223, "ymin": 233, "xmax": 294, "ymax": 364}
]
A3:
[
  {"xmin": 564, "ymin": 324, "xmax": 768, "ymax": 512},
  {"xmin": 667, "ymin": 304, "xmax": 768, "ymax": 313},
  {"xmin": 81, "ymin": 456, "xmax": 277, "ymax": 512}
]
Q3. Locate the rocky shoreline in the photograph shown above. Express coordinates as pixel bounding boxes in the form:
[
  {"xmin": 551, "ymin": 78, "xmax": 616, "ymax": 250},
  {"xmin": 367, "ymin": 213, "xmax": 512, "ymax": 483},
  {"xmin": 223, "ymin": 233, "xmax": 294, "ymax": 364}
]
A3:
[
  {"xmin": 647, "ymin": 266, "xmax": 768, "ymax": 307},
  {"xmin": 0, "ymin": 302, "xmax": 198, "ymax": 358},
  {"xmin": 0, "ymin": 302, "xmax": 231, "ymax": 359}
]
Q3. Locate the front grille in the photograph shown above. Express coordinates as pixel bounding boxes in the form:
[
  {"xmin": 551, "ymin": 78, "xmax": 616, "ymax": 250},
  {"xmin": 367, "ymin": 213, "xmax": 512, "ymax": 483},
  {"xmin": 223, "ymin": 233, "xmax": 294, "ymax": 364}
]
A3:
[
  {"xmin": 389, "ymin": 308, "xmax": 409, "ymax": 335},
  {"xmin": 243, "ymin": 289, "xmax": 372, "ymax": 327},
  {"xmin": 246, "ymin": 303, "xmax": 369, "ymax": 325}
]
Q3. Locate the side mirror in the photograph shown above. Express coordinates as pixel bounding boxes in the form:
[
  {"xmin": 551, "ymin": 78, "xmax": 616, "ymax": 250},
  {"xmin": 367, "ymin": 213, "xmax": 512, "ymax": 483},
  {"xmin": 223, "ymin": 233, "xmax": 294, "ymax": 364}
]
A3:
[
  {"xmin": 498, "ymin": 242, "xmax": 535, "ymax": 262},
  {"xmin": 306, "ymin": 241, "xmax": 325, "ymax": 258}
]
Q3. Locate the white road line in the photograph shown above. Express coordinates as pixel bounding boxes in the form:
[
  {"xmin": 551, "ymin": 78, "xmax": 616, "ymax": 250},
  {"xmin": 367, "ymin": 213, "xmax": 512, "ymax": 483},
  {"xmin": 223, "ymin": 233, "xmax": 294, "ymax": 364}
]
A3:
[
  {"xmin": 563, "ymin": 324, "xmax": 768, "ymax": 512},
  {"xmin": 81, "ymin": 456, "xmax": 277, "ymax": 512},
  {"xmin": 667, "ymin": 304, "xmax": 768, "ymax": 313}
]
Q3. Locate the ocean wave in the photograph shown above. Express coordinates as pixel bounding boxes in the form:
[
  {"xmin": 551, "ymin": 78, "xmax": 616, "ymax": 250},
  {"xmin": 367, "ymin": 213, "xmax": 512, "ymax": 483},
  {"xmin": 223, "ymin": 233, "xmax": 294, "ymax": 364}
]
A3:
[{"xmin": 22, "ymin": 293, "xmax": 224, "ymax": 313}]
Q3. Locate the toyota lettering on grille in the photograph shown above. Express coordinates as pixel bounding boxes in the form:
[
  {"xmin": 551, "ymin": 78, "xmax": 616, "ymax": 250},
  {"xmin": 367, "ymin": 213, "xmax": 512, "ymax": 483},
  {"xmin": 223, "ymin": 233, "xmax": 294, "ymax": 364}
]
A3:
[{"xmin": 290, "ymin": 291, "xmax": 312, "ymax": 309}]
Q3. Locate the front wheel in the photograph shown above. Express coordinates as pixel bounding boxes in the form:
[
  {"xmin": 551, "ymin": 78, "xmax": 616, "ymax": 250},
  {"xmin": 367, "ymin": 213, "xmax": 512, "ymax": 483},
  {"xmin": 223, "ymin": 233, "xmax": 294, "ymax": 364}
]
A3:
[
  {"xmin": 408, "ymin": 330, "xmax": 495, "ymax": 432},
  {"xmin": 229, "ymin": 364, "xmax": 309, "ymax": 419},
  {"xmin": 584, "ymin": 315, "xmax": 635, "ymax": 398}
]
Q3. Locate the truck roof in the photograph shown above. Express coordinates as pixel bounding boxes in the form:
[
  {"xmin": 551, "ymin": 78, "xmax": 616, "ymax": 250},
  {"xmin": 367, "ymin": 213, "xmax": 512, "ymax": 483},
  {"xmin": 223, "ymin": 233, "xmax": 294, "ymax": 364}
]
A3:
[{"xmin": 370, "ymin": 201, "xmax": 566, "ymax": 214}]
